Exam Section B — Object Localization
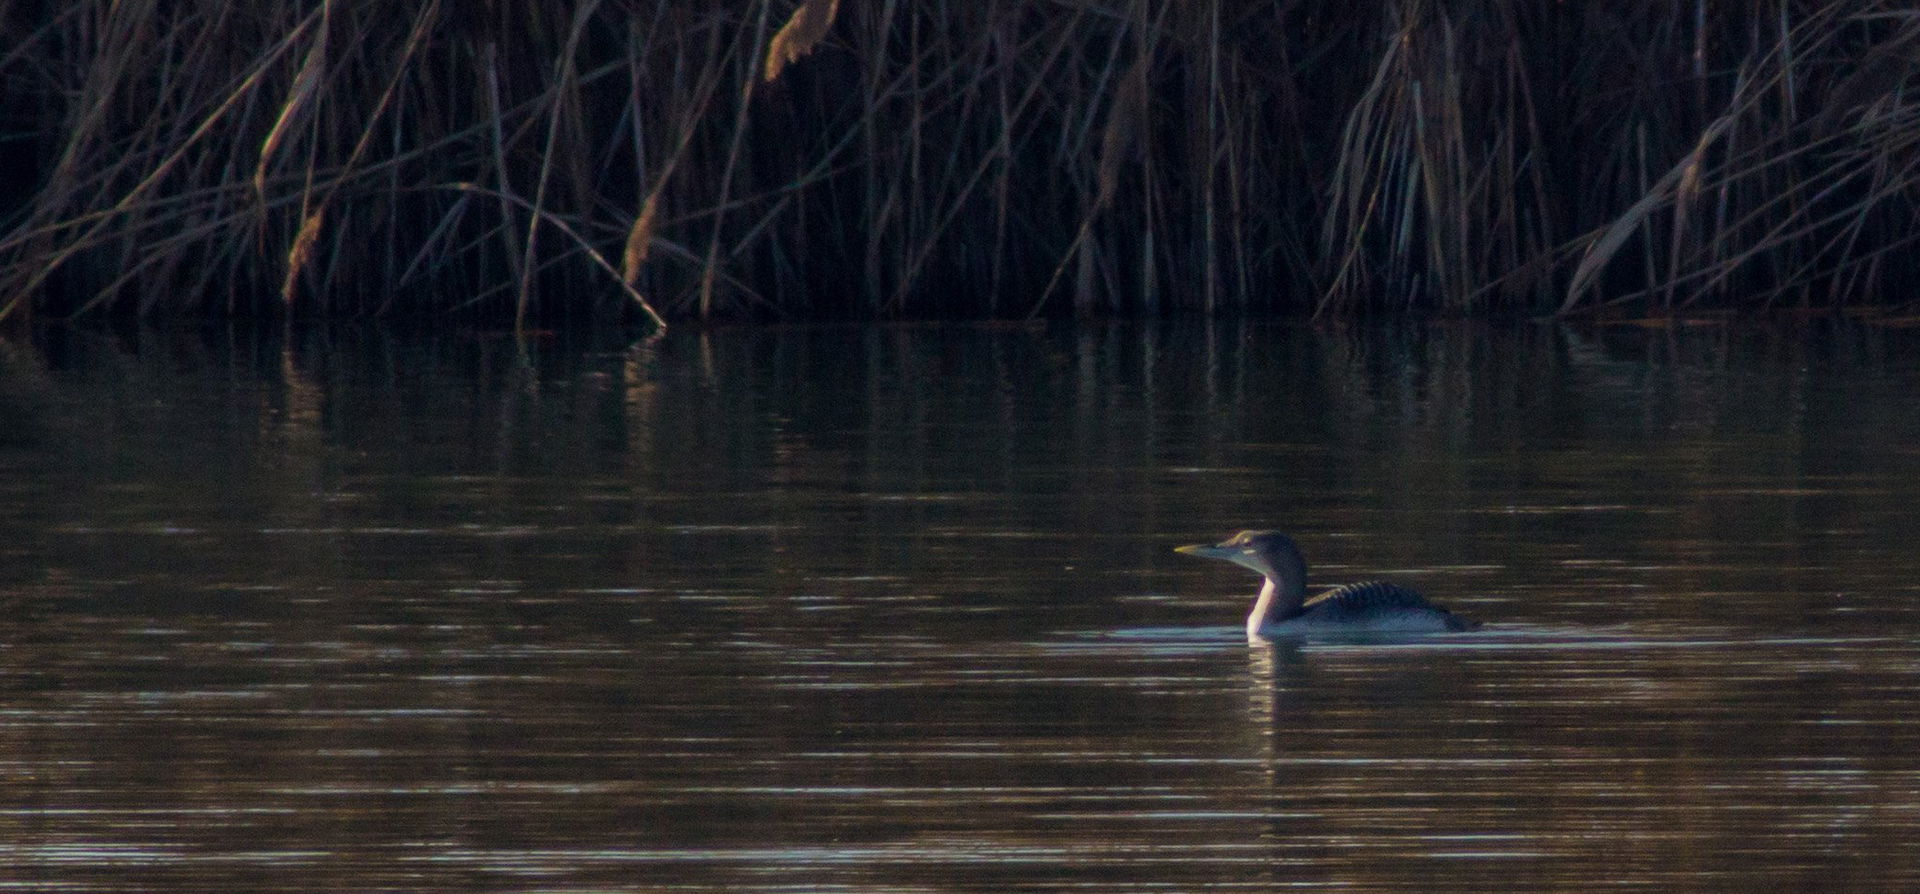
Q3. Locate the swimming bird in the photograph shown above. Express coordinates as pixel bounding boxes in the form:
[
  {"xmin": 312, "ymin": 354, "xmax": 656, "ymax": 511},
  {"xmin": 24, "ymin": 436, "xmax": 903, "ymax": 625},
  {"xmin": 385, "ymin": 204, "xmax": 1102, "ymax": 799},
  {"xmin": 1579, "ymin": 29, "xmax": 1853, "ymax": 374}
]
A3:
[{"xmin": 1176, "ymin": 530, "xmax": 1479, "ymax": 638}]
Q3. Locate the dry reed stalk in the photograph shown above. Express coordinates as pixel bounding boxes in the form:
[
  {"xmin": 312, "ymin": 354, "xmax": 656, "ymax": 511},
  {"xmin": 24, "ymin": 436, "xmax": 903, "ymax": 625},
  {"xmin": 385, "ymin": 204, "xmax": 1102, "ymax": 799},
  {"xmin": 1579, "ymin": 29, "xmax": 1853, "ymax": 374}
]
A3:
[
  {"xmin": 253, "ymin": 2, "xmax": 330, "ymax": 204},
  {"xmin": 517, "ymin": 0, "xmax": 603, "ymax": 334},
  {"xmin": 439, "ymin": 182, "xmax": 667, "ymax": 330},
  {"xmin": 1027, "ymin": 0, "xmax": 1154, "ymax": 318},
  {"xmin": 696, "ymin": 0, "xmax": 772, "ymax": 319},
  {"xmin": 482, "ymin": 41, "xmax": 526, "ymax": 290}
]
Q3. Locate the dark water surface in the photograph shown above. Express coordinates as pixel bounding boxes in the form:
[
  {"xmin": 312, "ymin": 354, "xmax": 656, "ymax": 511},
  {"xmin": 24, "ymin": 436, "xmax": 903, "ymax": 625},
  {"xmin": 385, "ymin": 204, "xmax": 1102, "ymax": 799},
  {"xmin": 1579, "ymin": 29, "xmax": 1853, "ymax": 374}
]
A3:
[{"xmin": 2, "ymin": 321, "xmax": 1919, "ymax": 891}]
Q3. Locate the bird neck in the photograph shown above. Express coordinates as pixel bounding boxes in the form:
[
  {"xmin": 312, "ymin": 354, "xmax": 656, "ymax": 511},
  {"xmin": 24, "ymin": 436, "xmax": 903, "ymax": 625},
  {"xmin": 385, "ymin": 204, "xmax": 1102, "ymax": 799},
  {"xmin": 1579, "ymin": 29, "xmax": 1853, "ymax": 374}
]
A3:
[{"xmin": 1248, "ymin": 571, "xmax": 1307, "ymax": 637}]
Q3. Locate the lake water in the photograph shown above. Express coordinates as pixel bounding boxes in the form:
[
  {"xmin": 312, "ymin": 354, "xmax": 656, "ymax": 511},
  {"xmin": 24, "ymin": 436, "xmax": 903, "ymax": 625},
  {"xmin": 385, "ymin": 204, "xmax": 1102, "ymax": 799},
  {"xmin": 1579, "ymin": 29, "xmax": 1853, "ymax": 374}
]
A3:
[{"xmin": 1, "ymin": 320, "xmax": 1918, "ymax": 891}]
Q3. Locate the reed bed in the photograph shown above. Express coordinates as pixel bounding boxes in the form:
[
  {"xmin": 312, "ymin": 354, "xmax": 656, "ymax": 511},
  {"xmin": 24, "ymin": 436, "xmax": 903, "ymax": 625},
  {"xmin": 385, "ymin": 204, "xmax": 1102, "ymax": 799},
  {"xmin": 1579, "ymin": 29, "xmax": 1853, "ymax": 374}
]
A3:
[{"xmin": 1, "ymin": 1, "xmax": 1918, "ymax": 325}]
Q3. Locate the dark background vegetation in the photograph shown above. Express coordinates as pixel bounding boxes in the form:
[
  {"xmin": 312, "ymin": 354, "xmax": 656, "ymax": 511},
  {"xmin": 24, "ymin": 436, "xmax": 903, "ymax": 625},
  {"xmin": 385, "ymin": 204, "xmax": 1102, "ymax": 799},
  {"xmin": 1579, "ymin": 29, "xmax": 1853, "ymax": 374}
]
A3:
[{"xmin": 2, "ymin": 1, "xmax": 1920, "ymax": 326}]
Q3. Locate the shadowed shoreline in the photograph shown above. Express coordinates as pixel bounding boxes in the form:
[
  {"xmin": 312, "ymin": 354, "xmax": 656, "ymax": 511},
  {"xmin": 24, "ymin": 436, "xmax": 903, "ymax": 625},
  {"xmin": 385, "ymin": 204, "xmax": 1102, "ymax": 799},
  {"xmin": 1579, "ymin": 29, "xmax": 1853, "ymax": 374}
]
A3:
[{"xmin": 2, "ymin": 3, "xmax": 1918, "ymax": 326}]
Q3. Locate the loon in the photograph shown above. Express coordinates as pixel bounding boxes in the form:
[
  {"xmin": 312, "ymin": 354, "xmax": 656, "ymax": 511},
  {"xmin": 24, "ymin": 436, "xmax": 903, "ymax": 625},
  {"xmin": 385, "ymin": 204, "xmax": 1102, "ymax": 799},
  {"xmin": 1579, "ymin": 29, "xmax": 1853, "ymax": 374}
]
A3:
[{"xmin": 1176, "ymin": 530, "xmax": 1479, "ymax": 638}]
